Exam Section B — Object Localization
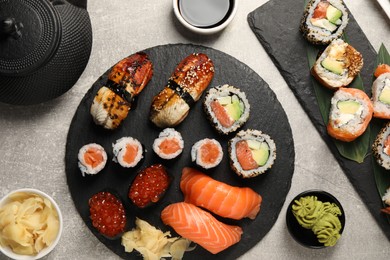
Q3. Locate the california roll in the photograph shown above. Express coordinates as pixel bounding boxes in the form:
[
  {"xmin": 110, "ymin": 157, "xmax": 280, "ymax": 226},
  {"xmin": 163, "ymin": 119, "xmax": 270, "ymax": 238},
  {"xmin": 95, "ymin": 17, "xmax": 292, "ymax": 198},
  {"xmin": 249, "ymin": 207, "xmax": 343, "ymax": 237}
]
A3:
[
  {"xmin": 203, "ymin": 85, "xmax": 250, "ymax": 135},
  {"xmin": 228, "ymin": 129, "xmax": 276, "ymax": 178},
  {"xmin": 372, "ymin": 73, "xmax": 390, "ymax": 119}
]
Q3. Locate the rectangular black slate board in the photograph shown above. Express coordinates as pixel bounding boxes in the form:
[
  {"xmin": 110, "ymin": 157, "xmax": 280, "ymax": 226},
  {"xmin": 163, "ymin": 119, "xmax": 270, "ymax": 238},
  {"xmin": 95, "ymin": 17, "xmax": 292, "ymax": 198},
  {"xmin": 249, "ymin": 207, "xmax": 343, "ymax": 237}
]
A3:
[{"xmin": 248, "ymin": 0, "xmax": 390, "ymax": 241}]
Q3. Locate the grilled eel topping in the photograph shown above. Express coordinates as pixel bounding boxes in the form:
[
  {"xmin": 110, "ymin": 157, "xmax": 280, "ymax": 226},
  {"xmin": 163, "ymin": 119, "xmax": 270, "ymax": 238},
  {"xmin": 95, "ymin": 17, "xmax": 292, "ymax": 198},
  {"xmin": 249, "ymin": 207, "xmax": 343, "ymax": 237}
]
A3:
[
  {"xmin": 150, "ymin": 53, "xmax": 214, "ymax": 128},
  {"xmin": 91, "ymin": 52, "xmax": 153, "ymax": 130}
]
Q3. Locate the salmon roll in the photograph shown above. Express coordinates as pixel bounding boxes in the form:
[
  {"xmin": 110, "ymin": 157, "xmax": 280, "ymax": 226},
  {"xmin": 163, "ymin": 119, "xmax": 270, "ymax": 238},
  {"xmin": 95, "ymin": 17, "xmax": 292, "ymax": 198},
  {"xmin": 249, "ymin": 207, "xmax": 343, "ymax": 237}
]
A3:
[
  {"xmin": 112, "ymin": 137, "xmax": 143, "ymax": 168},
  {"xmin": 191, "ymin": 138, "xmax": 223, "ymax": 169},
  {"xmin": 372, "ymin": 73, "xmax": 390, "ymax": 119},
  {"xmin": 373, "ymin": 122, "xmax": 390, "ymax": 170},
  {"xmin": 153, "ymin": 128, "xmax": 184, "ymax": 160},
  {"xmin": 300, "ymin": 0, "xmax": 348, "ymax": 45},
  {"xmin": 228, "ymin": 129, "xmax": 276, "ymax": 178},
  {"xmin": 311, "ymin": 39, "xmax": 363, "ymax": 90},
  {"xmin": 203, "ymin": 85, "xmax": 250, "ymax": 135},
  {"xmin": 78, "ymin": 143, "xmax": 107, "ymax": 177},
  {"xmin": 327, "ymin": 88, "xmax": 373, "ymax": 142}
]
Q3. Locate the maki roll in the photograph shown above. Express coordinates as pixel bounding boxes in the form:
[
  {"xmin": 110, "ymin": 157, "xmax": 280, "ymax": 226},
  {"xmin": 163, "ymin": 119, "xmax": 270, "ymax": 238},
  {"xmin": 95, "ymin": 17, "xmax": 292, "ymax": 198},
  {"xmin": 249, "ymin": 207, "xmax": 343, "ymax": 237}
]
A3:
[
  {"xmin": 203, "ymin": 85, "xmax": 250, "ymax": 135},
  {"xmin": 228, "ymin": 129, "xmax": 276, "ymax": 178},
  {"xmin": 327, "ymin": 88, "xmax": 373, "ymax": 142},
  {"xmin": 112, "ymin": 137, "xmax": 143, "ymax": 168},
  {"xmin": 300, "ymin": 0, "xmax": 348, "ymax": 45},
  {"xmin": 191, "ymin": 138, "xmax": 223, "ymax": 169},
  {"xmin": 373, "ymin": 122, "xmax": 390, "ymax": 170},
  {"xmin": 372, "ymin": 72, "xmax": 390, "ymax": 119},
  {"xmin": 153, "ymin": 128, "xmax": 184, "ymax": 160},
  {"xmin": 311, "ymin": 39, "xmax": 363, "ymax": 90},
  {"xmin": 78, "ymin": 143, "xmax": 107, "ymax": 177}
]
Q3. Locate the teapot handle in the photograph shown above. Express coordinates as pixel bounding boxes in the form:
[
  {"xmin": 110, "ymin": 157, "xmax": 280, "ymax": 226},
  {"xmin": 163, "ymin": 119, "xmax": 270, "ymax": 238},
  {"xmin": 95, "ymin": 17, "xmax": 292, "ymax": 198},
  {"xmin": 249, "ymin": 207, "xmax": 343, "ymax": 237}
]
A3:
[{"xmin": 50, "ymin": 0, "xmax": 87, "ymax": 9}]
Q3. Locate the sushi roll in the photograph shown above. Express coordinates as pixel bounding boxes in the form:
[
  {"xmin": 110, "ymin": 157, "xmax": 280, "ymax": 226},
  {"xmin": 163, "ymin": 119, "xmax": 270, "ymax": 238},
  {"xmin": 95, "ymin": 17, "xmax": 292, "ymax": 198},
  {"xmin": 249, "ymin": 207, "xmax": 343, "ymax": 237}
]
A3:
[
  {"xmin": 203, "ymin": 85, "xmax": 250, "ymax": 135},
  {"xmin": 228, "ymin": 129, "xmax": 276, "ymax": 178},
  {"xmin": 191, "ymin": 138, "xmax": 223, "ymax": 169},
  {"xmin": 300, "ymin": 0, "xmax": 348, "ymax": 45},
  {"xmin": 112, "ymin": 137, "xmax": 143, "ymax": 168},
  {"xmin": 311, "ymin": 39, "xmax": 363, "ymax": 90},
  {"xmin": 327, "ymin": 88, "xmax": 373, "ymax": 142},
  {"xmin": 372, "ymin": 73, "xmax": 390, "ymax": 119},
  {"xmin": 78, "ymin": 143, "xmax": 107, "ymax": 177},
  {"xmin": 153, "ymin": 128, "xmax": 184, "ymax": 159},
  {"xmin": 372, "ymin": 122, "xmax": 390, "ymax": 170}
]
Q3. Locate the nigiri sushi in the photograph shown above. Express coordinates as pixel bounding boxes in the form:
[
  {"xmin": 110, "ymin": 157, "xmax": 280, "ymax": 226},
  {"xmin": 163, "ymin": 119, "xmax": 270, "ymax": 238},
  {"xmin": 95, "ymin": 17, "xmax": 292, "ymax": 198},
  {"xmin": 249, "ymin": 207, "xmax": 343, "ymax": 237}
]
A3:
[
  {"xmin": 327, "ymin": 87, "xmax": 373, "ymax": 142},
  {"xmin": 161, "ymin": 202, "xmax": 243, "ymax": 254},
  {"xmin": 149, "ymin": 53, "xmax": 214, "ymax": 128},
  {"xmin": 180, "ymin": 167, "xmax": 262, "ymax": 220},
  {"xmin": 91, "ymin": 52, "xmax": 153, "ymax": 130}
]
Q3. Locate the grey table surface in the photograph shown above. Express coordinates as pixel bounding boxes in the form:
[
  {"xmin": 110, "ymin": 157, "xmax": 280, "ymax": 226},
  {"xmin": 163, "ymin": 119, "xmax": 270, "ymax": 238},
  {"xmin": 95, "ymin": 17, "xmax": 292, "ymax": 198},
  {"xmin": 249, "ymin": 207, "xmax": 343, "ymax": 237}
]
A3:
[{"xmin": 1, "ymin": 0, "xmax": 390, "ymax": 259}]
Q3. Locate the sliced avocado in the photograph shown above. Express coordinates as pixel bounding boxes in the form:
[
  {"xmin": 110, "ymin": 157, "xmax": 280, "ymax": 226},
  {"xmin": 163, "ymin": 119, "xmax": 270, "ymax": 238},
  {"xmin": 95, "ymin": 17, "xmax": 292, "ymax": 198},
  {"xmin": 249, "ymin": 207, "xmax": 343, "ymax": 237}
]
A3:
[
  {"xmin": 326, "ymin": 5, "xmax": 342, "ymax": 24},
  {"xmin": 379, "ymin": 86, "xmax": 390, "ymax": 105},
  {"xmin": 217, "ymin": 96, "xmax": 232, "ymax": 106},
  {"xmin": 251, "ymin": 142, "xmax": 269, "ymax": 166},
  {"xmin": 311, "ymin": 18, "xmax": 337, "ymax": 32},
  {"xmin": 247, "ymin": 139, "xmax": 261, "ymax": 150},
  {"xmin": 337, "ymin": 100, "xmax": 361, "ymax": 114},
  {"xmin": 321, "ymin": 57, "xmax": 344, "ymax": 75},
  {"xmin": 225, "ymin": 102, "xmax": 242, "ymax": 121},
  {"xmin": 231, "ymin": 95, "xmax": 240, "ymax": 104}
]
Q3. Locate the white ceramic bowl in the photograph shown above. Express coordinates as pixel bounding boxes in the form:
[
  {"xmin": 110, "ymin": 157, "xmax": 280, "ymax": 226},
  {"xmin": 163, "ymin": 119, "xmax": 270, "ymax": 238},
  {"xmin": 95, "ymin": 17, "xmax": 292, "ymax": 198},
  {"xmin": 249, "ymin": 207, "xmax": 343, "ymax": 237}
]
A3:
[
  {"xmin": 0, "ymin": 188, "xmax": 63, "ymax": 260},
  {"xmin": 172, "ymin": 0, "xmax": 238, "ymax": 35}
]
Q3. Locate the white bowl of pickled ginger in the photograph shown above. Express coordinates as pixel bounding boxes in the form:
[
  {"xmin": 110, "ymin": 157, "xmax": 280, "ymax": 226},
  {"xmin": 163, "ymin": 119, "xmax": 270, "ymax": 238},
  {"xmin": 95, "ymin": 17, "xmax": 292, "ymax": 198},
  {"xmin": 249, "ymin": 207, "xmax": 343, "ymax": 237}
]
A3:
[{"xmin": 0, "ymin": 188, "xmax": 63, "ymax": 259}]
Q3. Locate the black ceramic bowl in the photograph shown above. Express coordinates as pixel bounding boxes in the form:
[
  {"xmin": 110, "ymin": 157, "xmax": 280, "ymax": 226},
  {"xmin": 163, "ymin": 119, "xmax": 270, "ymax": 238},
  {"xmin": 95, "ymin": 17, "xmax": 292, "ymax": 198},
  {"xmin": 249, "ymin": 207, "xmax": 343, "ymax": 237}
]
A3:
[{"xmin": 286, "ymin": 190, "xmax": 346, "ymax": 249}]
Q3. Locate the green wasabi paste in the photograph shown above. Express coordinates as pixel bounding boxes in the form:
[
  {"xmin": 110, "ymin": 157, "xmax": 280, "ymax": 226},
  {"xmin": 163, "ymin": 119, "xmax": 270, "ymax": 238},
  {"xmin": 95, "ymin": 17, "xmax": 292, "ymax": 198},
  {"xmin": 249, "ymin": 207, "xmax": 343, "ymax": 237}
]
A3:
[{"xmin": 292, "ymin": 195, "xmax": 342, "ymax": 247}]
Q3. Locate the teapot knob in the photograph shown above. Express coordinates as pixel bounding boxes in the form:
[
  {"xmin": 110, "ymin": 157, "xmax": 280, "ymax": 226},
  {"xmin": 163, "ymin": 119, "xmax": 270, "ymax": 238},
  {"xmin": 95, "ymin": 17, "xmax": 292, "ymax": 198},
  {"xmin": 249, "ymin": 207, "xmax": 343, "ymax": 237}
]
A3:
[{"xmin": 0, "ymin": 18, "xmax": 24, "ymax": 40}]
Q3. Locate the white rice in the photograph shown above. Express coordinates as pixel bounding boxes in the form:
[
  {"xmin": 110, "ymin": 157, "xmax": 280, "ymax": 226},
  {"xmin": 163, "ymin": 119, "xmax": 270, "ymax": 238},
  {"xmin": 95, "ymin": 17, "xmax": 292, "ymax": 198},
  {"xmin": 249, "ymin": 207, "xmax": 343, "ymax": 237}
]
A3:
[
  {"xmin": 203, "ymin": 84, "xmax": 250, "ymax": 135},
  {"xmin": 191, "ymin": 138, "xmax": 223, "ymax": 169},
  {"xmin": 112, "ymin": 137, "xmax": 143, "ymax": 168},
  {"xmin": 153, "ymin": 128, "xmax": 184, "ymax": 159},
  {"xmin": 372, "ymin": 73, "xmax": 390, "ymax": 118},
  {"xmin": 229, "ymin": 129, "xmax": 276, "ymax": 178},
  {"xmin": 78, "ymin": 143, "xmax": 107, "ymax": 177},
  {"xmin": 382, "ymin": 187, "xmax": 390, "ymax": 206}
]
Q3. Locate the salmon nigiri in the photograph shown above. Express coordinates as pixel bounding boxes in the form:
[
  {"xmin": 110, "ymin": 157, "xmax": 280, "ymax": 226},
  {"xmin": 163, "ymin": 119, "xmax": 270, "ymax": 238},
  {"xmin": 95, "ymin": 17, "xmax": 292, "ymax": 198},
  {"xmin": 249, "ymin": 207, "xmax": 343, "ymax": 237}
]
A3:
[
  {"xmin": 180, "ymin": 167, "xmax": 262, "ymax": 220},
  {"xmin": 161, "ymin": 202, "xmax": 242, "ymax": 254}
]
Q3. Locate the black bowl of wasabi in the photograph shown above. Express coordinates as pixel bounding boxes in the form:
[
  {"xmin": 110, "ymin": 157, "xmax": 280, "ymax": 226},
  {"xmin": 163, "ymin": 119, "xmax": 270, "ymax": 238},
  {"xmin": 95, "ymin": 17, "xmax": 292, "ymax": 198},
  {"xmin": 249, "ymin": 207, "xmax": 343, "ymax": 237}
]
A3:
[{"xmin": 286, "ymin": 190, "xmax": 345, "ymax": 249}]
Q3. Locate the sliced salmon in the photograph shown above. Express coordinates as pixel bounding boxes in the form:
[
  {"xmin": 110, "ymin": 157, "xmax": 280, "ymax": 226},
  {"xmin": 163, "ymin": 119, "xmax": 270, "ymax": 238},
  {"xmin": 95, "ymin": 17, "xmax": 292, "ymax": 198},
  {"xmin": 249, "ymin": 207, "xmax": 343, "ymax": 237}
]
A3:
[
  {"xmin": 161, "ymin": 202, "xmax": 242, "ymax": 254},
  {"xmin": 210, "ymin": 100, "xmax": 235, "ymax": 128},
  {"xmin": 159, "ymin": 138, "xmax": 181, "ymax": 154},
  {"xmin": 123, "ymin": 144, "xmax": 139, "ymax": 164},
  {"xmin": 84, "ymin": 148, "xmax": 105, "ymax": 168},
  {"xmin": 312, "ymin": 1, "xmax": 329, "ymax": 19},
  {"xmin": 180, "ymin": 167, "xmax": 262, "ymax": 220},
  {"xmin": 235, "ymin": 140, "xmax": 258, "ymax": 170},
  {"xmin": 199, "ymin": 140, "xmax": 221, "ymax": 164}
]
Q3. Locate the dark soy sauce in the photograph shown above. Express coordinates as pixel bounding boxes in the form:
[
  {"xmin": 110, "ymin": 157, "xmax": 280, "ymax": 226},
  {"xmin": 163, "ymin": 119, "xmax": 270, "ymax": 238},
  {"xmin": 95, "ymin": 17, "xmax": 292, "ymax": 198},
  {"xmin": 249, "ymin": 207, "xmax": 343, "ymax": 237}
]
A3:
[{"xmin": 178, "ymin": 0, "xmax": 233, "ymax": 28}]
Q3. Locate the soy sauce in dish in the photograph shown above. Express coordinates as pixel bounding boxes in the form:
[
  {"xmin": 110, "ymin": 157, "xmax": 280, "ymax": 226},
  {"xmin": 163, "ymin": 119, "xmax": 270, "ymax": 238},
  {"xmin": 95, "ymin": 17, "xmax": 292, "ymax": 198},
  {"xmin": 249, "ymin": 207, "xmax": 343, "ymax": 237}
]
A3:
[{"xmin": 178, "ymin": 0, "xmax": 233, "ymax": 28}]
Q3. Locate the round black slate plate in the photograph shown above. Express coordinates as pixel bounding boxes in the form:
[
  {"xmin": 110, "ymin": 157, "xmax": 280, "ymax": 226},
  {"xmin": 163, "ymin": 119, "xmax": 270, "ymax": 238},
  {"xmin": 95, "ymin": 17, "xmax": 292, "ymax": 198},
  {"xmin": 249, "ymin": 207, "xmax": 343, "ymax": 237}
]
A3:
[{"xmin": 65, "ymin": 43, "xmax": 295, "ymax": 259}]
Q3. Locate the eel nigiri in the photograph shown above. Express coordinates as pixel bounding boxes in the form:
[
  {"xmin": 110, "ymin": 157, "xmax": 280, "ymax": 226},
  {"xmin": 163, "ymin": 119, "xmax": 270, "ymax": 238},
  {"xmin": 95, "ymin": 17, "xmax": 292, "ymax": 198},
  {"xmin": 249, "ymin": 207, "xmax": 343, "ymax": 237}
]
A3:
[
  {"xmin": 149, "ymin": 53, "xmax": 214, "ymax": 128},
  {"xmin": 180, "ymin": 167, "xmax": 262, "ymax": 220},
  {"xmin": 91, "ymin": 52, "xmax": 153, "ymax": 129},
  {"xmin": 161, "ymin": 202, "xmax": 242, "ymax": 254}
]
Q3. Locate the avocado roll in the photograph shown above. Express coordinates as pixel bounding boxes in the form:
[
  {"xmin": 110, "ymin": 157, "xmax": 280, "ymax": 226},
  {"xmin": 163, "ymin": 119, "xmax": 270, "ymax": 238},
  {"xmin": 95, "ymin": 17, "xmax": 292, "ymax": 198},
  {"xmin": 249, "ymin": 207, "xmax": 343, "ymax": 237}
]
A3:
[
  {"xmin": 203, "ymin": 85, "xmax": 250, "ymax": 135},
  {"xmin": 311, "ymin": 39, "xmax": 363, "ymax": 90},
  {"xmin": 372, "ymin": 73, "xmax": 390, "ymax": 119},
  {"xmin": 373, "ymin": 122, "xmax": 390, "ymax": 170},
  {"xmin": 228, "ymin": 129, "xmax": 276, "ymax": 178},
  {"xmin": 300, "ymin": 0, "xmax": 348, "ymax": 45},
  {"xmin": 327, "ymin": 88, "xmax": 373, "ymax": 142}
]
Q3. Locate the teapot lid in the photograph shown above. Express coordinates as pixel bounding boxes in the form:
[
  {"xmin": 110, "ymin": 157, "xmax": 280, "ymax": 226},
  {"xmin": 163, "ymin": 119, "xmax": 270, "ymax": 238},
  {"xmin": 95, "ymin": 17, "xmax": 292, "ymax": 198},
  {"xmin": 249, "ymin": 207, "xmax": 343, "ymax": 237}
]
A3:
[{"xmin": 0, "ymin": 0, "xmax": 62, "ymax": 76}]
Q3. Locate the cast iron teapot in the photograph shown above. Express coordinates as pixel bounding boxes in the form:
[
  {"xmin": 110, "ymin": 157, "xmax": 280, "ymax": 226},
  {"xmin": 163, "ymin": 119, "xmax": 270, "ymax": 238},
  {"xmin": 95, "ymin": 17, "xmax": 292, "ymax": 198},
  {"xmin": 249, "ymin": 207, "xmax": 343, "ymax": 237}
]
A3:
[{"xmin": 0, "ymin": 0, "xmax": 92, "ymax": 105}]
